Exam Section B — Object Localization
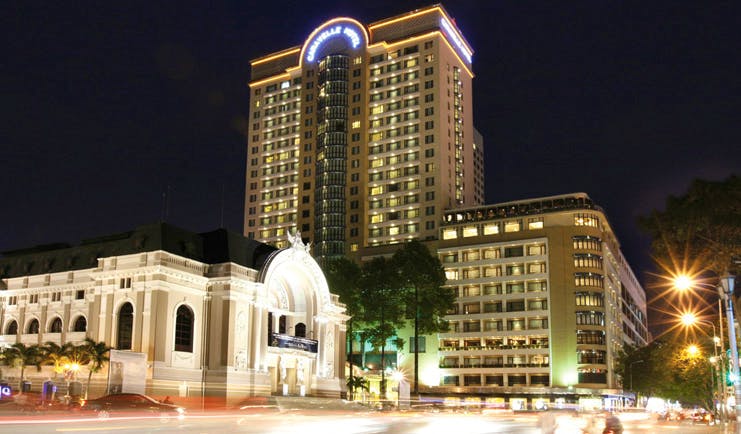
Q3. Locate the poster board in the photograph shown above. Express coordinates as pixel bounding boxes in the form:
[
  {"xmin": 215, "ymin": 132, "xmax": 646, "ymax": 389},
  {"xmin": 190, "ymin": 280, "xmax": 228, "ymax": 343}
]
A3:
[{"xmin": 107, "ymin": 350, "xmax": 147, "ymax": 395}]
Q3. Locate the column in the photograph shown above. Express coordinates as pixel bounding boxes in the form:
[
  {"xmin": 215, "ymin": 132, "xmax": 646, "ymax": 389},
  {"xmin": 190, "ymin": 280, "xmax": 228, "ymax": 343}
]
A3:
[{"xmin": 250, "ymin": 304, "xmax": 263, "ymax": 370}]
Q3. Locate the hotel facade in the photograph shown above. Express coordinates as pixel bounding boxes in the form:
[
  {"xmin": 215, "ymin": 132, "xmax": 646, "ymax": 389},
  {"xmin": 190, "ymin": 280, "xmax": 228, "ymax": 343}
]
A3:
[
  {"xmin": 244, "ymin": 5, "xmax": 483, "ymax": 260},
  {"xmin": 244, "ymin": 5, "xmax": 649, "ymax": 407},
  {"xmin": 417, "ymin": 193, "xmax": 649, "ymax": 408},
  {"xmin": 0, "ymin": 224, "xmax": 348, "ymax": 401}
]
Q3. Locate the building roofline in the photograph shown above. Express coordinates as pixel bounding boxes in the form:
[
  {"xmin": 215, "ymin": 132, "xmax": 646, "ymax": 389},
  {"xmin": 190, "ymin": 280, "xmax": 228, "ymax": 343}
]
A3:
[
  {"xmin": 368, "ymin": 4, "xmax": 473, "ymax": 55},
  {"xmin": 250, "ymin": 46, "xmax": 301, "ymax": 66},
  {"xmin": 445, "ymin": 192, "xmax": 594, "ymax": 214}
]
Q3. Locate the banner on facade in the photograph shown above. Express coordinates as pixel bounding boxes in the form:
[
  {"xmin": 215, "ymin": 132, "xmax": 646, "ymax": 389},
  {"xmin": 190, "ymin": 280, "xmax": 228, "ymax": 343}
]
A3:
[
  {"xmin": 108, "ymin": 350, "xmax": 147, "ymax": 394},
  {"xmin": 271, "ymin": 333, "xmax": 318, "ymax": 353}
]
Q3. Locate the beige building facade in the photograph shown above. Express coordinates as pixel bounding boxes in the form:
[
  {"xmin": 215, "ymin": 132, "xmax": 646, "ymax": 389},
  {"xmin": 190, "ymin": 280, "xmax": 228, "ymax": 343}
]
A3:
[
  {"xmin": 422, "ymin": 193, "xmax": 648, "ymax": 408},
  {"xmin": 0, "ymin": 224, "xmax": 347, "ymax": 401}
]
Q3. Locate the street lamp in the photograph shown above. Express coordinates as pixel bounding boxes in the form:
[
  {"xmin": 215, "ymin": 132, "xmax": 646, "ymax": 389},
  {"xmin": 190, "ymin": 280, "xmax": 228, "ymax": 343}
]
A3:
[
  {"xmin": 680, "ymin": 312, "xmax": 724, "ymax": 423},
  {"xmin": 675, "ymin": 275, "xmax": 694, "ymax": 291},
  {"xmin": 718, "ymin": 274, "xmax": 739, "ymax": 428}
]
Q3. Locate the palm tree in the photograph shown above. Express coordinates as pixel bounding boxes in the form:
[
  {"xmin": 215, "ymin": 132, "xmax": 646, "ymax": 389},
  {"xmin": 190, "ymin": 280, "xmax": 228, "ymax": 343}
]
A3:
[
  {"xmin": 7, "ymin": 343, "xmax": 42, "ymax": 393},
  {"xmin": 346, "ymin": 375, "xmax": 369, "ymax": 401},
  {"xmin": 0, "ymin": 347, "xmax": 7, "ymax": 380},
  {"xmin": 81, "ymin": 338, "xmax": 112, "ymax": 398},
  {"xmin": 41, "ymin": 341, "xmax": 74, "ymax": 379}
]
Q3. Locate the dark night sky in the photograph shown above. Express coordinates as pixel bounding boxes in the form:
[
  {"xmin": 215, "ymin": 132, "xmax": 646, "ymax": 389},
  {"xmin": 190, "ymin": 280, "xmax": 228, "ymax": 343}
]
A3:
[{"xmin": 2, "ymin": 1, "xmax": 739, "ymax": 309}]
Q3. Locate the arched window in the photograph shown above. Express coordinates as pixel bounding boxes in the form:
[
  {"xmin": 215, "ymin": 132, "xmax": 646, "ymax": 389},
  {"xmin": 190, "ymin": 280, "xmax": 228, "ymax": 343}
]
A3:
[
  {"xmin": 27, "ymin": 319, "xmax": 40, "ymax": 334},
  {"xmin": 174, "ymin": 305, "xmax": 194, "ymax": 352},
  {"xmin": 5, "ymin": 320, "xmax": 18, "ymax": 335},
  {"xmin": 49, "ymin": 317, "xmax": 63, "ymax": 333},
  {"xmin": 73, "ymin": 316, "xmax": 87, "ymax": 332},
  {"xmin": 294, "ymin": 322, "xmax": 306, "ymax": 338},
  {"xmin": 117, "ymin": 302, "xmax": 134, "ymax": 350}
]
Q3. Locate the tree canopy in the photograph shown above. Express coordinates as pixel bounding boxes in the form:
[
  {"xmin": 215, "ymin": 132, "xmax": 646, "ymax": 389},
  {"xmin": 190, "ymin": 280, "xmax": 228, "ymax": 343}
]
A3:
[
  {"xmin": 617, "ymin": 336, "xmax": 715, "ymax": 410},
  {"xmin": 639, "ymin": 175, "xmax": 740, "ymax": 277},
  {"xmin": 323, "ymin": 240, "xmax": 455, "ymax": 395}
]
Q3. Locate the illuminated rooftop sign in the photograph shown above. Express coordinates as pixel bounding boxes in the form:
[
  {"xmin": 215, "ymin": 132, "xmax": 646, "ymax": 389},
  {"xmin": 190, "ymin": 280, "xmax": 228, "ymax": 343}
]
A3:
[
  {"xmin": 440, "ymin": 17, "xmax": 472, "ymax": 63},
  {"xmin": 306, "ymin": 24, "xmax": 362, "ymax": 62}
]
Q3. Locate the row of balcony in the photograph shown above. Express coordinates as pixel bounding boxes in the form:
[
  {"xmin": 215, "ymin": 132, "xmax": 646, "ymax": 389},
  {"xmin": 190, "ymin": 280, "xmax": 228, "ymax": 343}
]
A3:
[
  {"xmin": 439, "ymin": 344, "xmax": 549, "ymax": 351},
  {"xmin": 440, "ymin": 362, "xmax": 550, "ymax": 369}
]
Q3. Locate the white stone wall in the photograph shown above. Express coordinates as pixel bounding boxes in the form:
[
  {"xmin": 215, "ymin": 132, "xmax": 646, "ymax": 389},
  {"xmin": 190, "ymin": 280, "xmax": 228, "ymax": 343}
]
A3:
[{"xmin": 0, "ymin": 244, "xmax": 347, "ymax": 400}]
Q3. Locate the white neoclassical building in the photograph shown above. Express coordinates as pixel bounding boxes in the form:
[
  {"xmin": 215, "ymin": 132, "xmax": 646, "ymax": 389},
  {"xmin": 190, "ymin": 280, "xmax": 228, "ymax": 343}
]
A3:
[{"xmin": 0, "ymin": 223, "xmax": 348, "ymax": 401}]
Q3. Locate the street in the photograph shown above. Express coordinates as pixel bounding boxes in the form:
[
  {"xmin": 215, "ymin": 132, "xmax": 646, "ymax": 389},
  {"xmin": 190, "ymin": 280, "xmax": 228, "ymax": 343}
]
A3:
[{"xmin": 0, "ymin": 400, "xmax": 728, "ymax": 434}]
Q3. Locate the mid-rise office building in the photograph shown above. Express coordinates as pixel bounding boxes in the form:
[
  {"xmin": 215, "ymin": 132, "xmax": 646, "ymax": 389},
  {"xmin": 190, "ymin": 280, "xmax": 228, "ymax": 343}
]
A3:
[
  {"xmin": 415, "ymin": 193, "xmax": 648, "ymax": 408},
  {"xmin": 245, "ymin": 5, "xmax": 483, "ymax": 260}
]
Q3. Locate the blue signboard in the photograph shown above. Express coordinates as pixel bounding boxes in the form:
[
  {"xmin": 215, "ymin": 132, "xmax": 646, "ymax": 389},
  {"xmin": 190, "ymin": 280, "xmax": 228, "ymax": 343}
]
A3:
[{"xmin": 270, "ymin": 333, "xmax": 319, "ymax": 353}]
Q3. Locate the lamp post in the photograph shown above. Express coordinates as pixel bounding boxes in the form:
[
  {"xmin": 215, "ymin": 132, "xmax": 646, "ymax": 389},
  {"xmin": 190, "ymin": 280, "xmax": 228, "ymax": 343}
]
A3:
[
  {"xmin": 718, "ymin": 274, "xmax": 739, "ymax": 430},
  {"xmin": 719, "ymin": 298, "xmax": 728, "ymax": 424},
  {"xmin": 681, "ymin": 313, "xmax": 724, "ymax": 423},
  {"xmin": 675, "ymin": 274, "xmax": 734, "ymax": 425},
  {"xmin": 710, "ymin": 354, "xmax": 726, "ymax": 424}
]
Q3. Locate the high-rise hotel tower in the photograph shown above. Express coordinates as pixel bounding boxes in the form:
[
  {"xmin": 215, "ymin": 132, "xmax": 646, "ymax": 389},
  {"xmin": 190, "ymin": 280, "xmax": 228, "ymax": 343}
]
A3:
[{"xmin": 245, "ymin": 5, "xmax": 483, "ymax": 259}]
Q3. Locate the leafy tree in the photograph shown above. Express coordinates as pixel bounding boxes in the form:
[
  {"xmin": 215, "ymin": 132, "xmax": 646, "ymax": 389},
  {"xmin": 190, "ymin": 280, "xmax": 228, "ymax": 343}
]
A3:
[
  {"xmin": 324, "ymin": 256, "xmax": 363, "ymax": 396},
  {"xmin": 639, "ymin": 175, "xmax": 740, "ymax": 276},
  {"xmin": 667, "ymin": 343, "xmax": 714, "ymax": 410},
  {"xmin": 392, "ymin": 240, "xmax": 453, "ymax": 393},
  {"xmin": 359, "ymin": 256, "xmax": 406, "ymax": 396},
  {"xmin": 617, "ymin": 336, "xmax": 714, "ymax": 409}
]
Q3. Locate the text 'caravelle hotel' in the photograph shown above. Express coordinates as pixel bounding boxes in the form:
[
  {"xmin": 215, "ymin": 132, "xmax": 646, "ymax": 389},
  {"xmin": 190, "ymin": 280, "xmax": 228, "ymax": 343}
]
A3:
[{"xmin": 244, "ymin": 5, "xmax": 484, "ymax": 260}]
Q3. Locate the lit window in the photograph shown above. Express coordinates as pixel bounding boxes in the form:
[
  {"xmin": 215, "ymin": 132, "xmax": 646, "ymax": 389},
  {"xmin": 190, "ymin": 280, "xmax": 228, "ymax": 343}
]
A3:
[
  {"xmin": 462, "ymin": 226, "xmax": 478, "ymax": 237},
  {"xmin": 504, "ymin": 220, "xmax": 521, "ymax": 232},
  {"xmin": 352, "ymin": 120, "xmax": 361, "ymax": 129},
  {"xmin": 528, "ymin": 218, "xmax": 544, "ymax": 230},
  {"xmin": 443, "ymin": 228, "xmax": 458, "ymax": 240},
  {"xmin": 483, "ymin": 223, "xmax": 499, "ymax": 235},
  {"xmin": 445, "ymin": 269, "xmax": 459, "ymax": 280},
  {"xmin": 574, "ymin": 213, "xmax": 599, "ymax": 227}
]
